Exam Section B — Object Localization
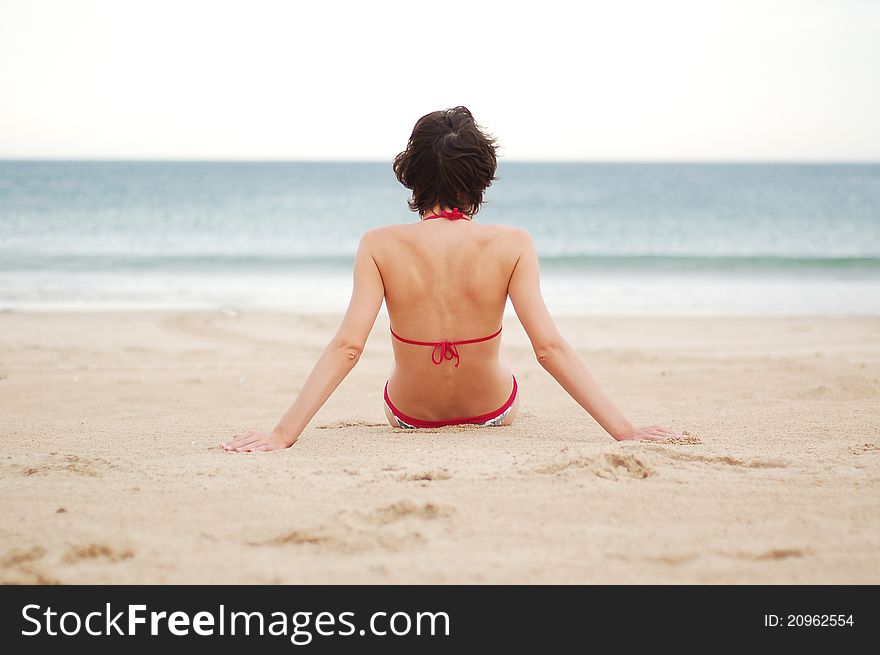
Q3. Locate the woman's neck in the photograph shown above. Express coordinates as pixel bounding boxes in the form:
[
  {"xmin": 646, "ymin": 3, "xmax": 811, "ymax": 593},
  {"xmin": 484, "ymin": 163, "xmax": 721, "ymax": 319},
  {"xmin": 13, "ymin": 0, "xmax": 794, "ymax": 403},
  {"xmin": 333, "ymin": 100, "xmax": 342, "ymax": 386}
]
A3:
[
  {"xmin": 421, "ymin": 204, "xmax": 444, "ymax": 218},
  {"xmin": 420, "ymin": 204, "xmax": 470, "ymax": 219}
]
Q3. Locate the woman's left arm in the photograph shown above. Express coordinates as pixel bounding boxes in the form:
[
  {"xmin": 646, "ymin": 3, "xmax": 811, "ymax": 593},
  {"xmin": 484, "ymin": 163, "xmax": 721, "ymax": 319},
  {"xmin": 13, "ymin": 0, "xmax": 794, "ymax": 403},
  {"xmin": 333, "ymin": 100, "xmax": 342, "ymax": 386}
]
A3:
[{"xmin": 222, "ymin": 230, "xmax": 385, "ymax": 452}]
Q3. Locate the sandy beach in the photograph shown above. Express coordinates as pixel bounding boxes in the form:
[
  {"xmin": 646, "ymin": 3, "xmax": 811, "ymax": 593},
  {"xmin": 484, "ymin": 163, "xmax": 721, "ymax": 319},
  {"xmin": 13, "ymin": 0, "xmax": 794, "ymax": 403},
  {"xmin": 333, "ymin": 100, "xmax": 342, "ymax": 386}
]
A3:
[{"xmin": 1, "ymin": 310, "xmax": 878, "ymax": 584}]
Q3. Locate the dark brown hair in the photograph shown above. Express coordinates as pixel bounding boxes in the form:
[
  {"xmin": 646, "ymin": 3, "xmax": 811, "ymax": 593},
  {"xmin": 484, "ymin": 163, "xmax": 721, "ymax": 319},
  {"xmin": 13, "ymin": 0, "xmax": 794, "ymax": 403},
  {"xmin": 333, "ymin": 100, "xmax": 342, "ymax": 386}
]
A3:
[{"xmin": 393, "ymin": 106, "xmax": 498, "ymax": 216}]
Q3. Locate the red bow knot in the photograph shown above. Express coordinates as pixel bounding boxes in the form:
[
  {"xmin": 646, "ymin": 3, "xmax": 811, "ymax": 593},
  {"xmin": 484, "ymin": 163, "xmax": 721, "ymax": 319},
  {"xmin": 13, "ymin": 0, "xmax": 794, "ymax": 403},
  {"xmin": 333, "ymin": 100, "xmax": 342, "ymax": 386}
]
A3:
[
  {"xmin": 431, "ymin": 340, "xmax": 461, "ymax": 367},
  {"xmin": 438, "ymin": 207, "xmax": 467, "ymax": 220}
]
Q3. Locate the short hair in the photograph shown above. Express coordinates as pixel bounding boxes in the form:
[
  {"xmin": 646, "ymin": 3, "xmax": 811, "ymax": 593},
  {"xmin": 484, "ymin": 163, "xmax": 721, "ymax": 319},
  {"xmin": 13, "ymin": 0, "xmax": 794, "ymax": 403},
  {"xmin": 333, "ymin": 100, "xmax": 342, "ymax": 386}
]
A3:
[{"xmin": 393, "ymin": 106, "xmax": 498, "ymax": 216}]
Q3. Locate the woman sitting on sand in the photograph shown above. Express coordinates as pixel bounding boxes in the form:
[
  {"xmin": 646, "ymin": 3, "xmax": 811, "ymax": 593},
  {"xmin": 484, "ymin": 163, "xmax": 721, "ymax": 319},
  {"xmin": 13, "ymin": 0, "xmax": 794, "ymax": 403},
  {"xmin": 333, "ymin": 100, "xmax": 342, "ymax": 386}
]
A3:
[{"xmin": 223, "ymin": 106, "xmax": 679, "ymax": 452}]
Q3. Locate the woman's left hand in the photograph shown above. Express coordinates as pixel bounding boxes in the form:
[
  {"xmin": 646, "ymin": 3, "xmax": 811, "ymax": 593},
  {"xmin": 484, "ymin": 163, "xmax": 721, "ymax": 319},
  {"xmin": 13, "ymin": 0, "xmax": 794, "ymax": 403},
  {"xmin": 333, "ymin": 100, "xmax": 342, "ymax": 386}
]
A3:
[{"xmin": 221, "ymin": 429, "xmax": 294, "ymax": 452}]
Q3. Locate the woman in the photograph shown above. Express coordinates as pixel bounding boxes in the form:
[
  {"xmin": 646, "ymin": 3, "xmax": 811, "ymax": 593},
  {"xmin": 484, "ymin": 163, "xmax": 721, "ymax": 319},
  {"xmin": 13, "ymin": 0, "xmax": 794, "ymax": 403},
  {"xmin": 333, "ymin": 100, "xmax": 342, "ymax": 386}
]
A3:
[{"xmin": 222, "ymin": 107, "xmax": 679, "ymax": 452}]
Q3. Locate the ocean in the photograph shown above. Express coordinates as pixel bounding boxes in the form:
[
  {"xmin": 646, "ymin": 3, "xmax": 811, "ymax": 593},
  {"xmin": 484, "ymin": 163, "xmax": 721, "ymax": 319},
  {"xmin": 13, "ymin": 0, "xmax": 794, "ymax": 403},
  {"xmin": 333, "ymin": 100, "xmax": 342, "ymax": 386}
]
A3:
[{"xmin": 1, "ymin": 161, "xmax": 878, "ymax": 314}]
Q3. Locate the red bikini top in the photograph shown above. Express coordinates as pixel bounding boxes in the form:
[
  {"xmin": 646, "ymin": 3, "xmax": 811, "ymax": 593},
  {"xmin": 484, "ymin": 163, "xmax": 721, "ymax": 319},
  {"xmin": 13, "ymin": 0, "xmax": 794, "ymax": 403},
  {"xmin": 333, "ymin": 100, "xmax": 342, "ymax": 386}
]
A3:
[
  {"xmin": 391, "ymin": 326, "xmax": 502, "ymax": 368},
  {"xmin": 392, "ymin": 207, "xmax": 500, "ymax": 367},
  {"xmin": 421, "ymin": 207, "xmax": 471, "ymax": 221}
]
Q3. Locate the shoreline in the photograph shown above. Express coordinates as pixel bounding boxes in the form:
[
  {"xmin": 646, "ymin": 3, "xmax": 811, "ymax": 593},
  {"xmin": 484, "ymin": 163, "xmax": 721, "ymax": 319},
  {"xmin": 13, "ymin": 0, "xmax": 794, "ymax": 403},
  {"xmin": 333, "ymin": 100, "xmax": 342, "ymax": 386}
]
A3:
[
  {"xmin": 3, "ymin": 268, "xmax": 878, "ymax": 315},
  {"xmin": 3, "ymin": 306, "xmax": 880, "ymax": 317},
  {"xmin": 1, "ymin": 311, "xmax": 878, "ymax": 583}
]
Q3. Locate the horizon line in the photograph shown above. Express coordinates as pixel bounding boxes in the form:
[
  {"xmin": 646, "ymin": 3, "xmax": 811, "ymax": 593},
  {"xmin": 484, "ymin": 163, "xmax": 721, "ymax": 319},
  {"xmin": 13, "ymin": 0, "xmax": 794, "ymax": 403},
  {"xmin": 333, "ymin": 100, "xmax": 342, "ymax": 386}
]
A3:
[{"xmin": 1, "ymin": 157, "xmax": 879, "ymax": 165}]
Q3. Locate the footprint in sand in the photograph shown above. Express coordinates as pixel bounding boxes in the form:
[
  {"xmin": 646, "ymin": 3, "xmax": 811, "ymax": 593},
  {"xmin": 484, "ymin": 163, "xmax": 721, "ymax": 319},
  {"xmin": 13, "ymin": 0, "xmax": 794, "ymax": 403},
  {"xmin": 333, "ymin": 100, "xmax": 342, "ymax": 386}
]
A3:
[
  {"xmin": 248, "ymin": 501, "xmax": 454, "ymax": 554},
  {"xmin": 727, "ymin": 547, "xmax": 806, "ymax": 561},
  {"xmin": 850, "ymin": 443, "xmax": 879, "ymax": 455},
  {"xmin": 1, "ymin": 546, "xmax": 46, "ymax": 569},
  {"xmin": 62, "ymin": 543, "xmax": 134, "ymax": 564},
  {"xmin": 256, "ymin": 531, "xmax": 334, "ymax": 546},
  {"xmin": 0, "ymin": 546, "xmax": 59, "ymax": 584},
  {"xmin": 610, "ymin": 551, "xmax": 698, "ymax": 566},
  {"xmin": 368, "ymin": 501, "xmax": 454, "ymax": 525},
  {"xmin": 613, "ymin": 547, "xmax": 806, "ymax": 566},
  {"xmin": 650, "ymin": 451, "xmax": 787, "ymax": 469},
  {"xmin": 535, "ymin": 452, "xmax": 653, "ymax": 480},
  {"xmin": 395, "ymin": 469, "xmax": 452, "ymax": 482},
  {"xmin": 18, "ymin": 455, "xmax": 103, "ymax": 478}
]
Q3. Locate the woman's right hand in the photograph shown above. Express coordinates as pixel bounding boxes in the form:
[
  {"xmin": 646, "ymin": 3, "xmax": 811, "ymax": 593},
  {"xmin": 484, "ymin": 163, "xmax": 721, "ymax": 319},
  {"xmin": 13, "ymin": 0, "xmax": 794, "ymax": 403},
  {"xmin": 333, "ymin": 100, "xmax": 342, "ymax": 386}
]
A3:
[
  {"xmin": 615, "ymin": 425, "xmax": 681, "ymax": 442},
  {"xmin": 221, "ymin": 428, "xmax": 296, "ymax": 452}
]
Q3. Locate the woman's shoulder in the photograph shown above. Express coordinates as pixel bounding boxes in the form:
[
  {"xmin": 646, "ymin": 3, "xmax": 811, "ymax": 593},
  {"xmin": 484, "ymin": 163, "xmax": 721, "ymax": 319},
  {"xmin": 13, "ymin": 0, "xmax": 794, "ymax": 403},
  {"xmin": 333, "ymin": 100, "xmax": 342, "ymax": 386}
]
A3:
[
  {"xmin": 478, "ymin": 223, "xmax": 533, "ymax": 248},
  {"xmin": 357, "ymin": 224, "xmax": 403, "ymax": 252},
  {"xmin": 486, "ymin": 223, "xmax": 531, "ymax": 237},
  {"xmin": 358, "ymin": 222, "xmax": 531, "ymax": 249}
]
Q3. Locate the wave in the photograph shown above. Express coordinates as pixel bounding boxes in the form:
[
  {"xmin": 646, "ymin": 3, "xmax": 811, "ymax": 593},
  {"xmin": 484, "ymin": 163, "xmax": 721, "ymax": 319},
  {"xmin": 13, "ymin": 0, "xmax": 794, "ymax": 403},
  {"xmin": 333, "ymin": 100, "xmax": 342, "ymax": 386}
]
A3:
[
  {"xmin": 1, "ymin": 252, "xmax": 879, "ymax": 274},
  {"xmin": 540, "ymin": 254, "xmax": 880, "ymax": 272}
]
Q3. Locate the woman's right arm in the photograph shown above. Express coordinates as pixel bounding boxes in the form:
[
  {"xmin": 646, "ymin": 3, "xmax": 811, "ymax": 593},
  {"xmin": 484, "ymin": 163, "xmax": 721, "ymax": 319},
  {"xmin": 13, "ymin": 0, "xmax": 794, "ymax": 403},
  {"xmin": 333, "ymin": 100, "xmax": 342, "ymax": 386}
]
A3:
[{"xmin": 507, "ymin": 228, "xmax": 679, "ymax": 442}]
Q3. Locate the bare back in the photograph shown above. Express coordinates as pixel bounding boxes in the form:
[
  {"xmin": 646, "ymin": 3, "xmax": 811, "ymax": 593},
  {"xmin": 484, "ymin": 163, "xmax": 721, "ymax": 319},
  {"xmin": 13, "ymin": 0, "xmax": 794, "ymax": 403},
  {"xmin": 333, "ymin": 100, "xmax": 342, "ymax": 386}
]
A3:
[{"xmin": 371, "ymin": 218, "xmax": 520, "ymax": 420}]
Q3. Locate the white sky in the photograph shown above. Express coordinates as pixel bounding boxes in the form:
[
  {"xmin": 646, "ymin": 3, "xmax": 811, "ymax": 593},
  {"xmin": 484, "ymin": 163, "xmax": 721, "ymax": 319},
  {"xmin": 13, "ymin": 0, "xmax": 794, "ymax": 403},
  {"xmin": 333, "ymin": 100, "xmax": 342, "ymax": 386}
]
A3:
[{"xmin": 0, "ymin": 0, "xmax": 878, "ymax": 161}]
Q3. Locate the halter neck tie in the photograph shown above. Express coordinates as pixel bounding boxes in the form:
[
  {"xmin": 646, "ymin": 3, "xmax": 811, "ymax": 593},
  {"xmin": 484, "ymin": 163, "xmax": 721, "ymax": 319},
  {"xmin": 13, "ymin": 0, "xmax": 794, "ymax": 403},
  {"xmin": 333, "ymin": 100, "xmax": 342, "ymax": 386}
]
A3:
[{"xmin": 422, "ymin": 207, "xmax": 471, "ymax": 221}]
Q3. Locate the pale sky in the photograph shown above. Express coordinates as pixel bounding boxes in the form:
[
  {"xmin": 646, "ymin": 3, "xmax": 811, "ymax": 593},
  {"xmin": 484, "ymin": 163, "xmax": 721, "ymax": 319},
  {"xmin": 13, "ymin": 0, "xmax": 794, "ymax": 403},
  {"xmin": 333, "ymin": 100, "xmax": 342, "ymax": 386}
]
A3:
[{"xmin": 0, "ymin": 0, "xmax": 878, "ymax": 161}]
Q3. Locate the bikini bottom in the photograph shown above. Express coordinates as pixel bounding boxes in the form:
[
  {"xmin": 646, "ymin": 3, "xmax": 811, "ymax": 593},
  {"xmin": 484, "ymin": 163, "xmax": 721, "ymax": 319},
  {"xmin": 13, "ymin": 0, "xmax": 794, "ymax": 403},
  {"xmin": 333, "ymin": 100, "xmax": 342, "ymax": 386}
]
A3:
[{"xmin": 384, "ymin": 375, "xmax": 518, "ymax": 429}]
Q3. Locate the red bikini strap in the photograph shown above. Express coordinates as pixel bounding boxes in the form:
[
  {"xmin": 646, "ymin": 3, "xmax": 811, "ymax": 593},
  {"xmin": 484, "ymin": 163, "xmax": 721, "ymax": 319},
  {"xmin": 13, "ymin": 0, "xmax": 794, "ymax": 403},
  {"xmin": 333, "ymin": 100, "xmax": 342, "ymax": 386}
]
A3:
[
  {"xmin": 390, "ymin": 327, "xmax": 431, "ymax": 346},
  {"xmin": 452, "ymin": 326, "xmax": 503, "ymax": 345},
  {"xmin": 390, "ymin": 326, "xmax": 503, "ymax": 369},
  {"xmin": 422, "ymin": 207, "xmax": 471, "ymax": 221}
]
